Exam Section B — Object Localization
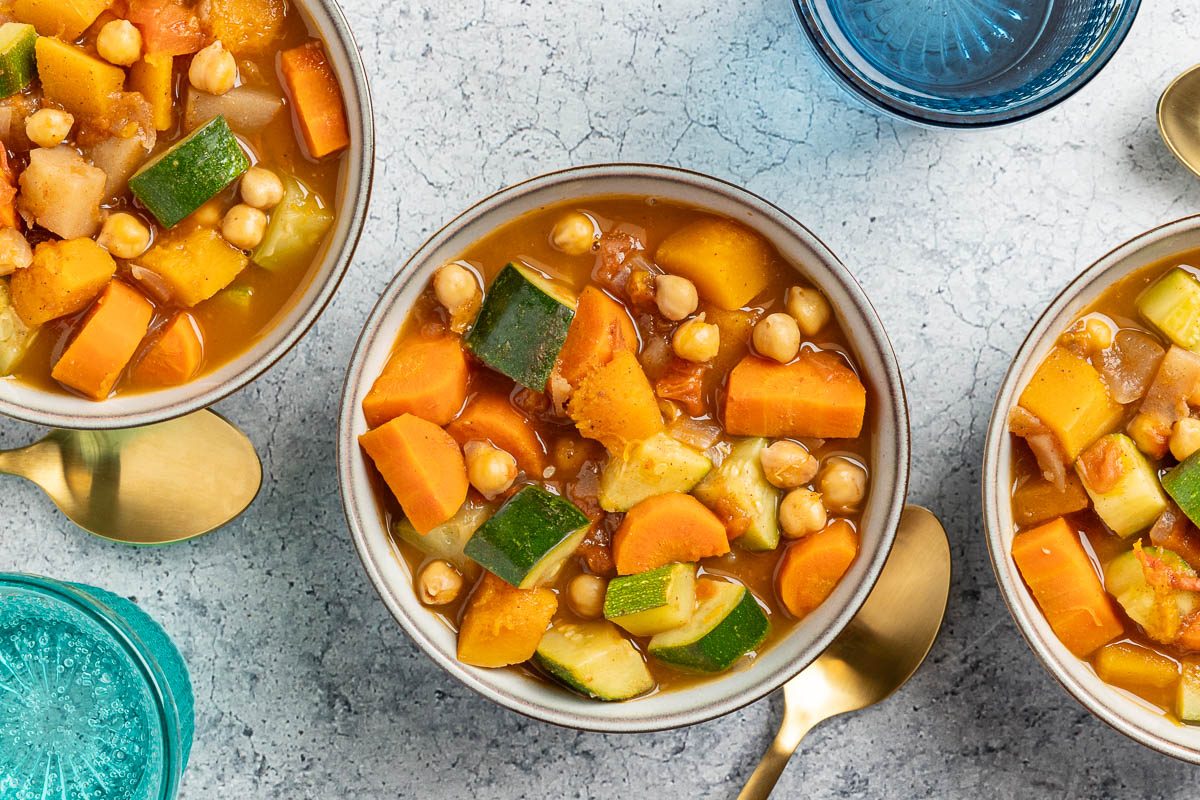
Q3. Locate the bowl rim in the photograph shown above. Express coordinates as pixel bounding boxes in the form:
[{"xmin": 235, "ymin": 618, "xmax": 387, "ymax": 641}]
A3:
[
  {"xmin": 337, "ymin": 162, "xmax": 911, "ymax": 732},
  {"xmin": 982, "ymin": 213, "xmax": 1200, "ymax": 764},
  {"xmin": 790, "ymin": 0, "xmax": 1142, "ymax": 129},
  {"xmin": 0, "ymin": 0, "xmax": 376, "ymax": 430}
]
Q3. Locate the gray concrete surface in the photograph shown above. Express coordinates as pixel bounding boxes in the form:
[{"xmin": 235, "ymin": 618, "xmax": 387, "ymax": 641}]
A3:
[{"xmin": 4, "ymin": 0, "xmax": 1200, "ymax": 796}]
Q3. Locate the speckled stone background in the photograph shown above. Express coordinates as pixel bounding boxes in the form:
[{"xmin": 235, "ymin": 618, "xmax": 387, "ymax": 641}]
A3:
[{"xmin": 4, "ymin": 1, "xmax": 1200, "ymax": 797}]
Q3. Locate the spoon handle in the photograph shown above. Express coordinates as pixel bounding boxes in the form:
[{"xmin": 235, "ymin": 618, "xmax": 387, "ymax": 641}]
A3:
[{"xmin": 736, "ymin": 709, "xmax": 818, "ymax": 800}]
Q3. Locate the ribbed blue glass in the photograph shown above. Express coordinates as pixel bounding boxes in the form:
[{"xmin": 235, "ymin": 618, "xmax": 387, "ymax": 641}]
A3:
[
  {"xmin": 794, "ymin": 0, "xmax": 1140, "ymax": 127},
  {"xmin": 0, "ymin": 574, "xmax": 194, "ymax": 800}
]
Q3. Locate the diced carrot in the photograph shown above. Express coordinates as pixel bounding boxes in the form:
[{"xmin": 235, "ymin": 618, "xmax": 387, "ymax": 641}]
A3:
[
  {"xmin": 568, "ymin": 350, "xmax": 664, "ymax": 453},
  {"xmin": 776, "ymin": 520, "xmax": 859, "ymax": 617},
  {"xmin": 1011, "ymin": 517, "xmax": 1124, "ymax": 658},
  {"xmin": 552, "ymin": 286, "xmax": 638, "ymax": 389},
  {"xmin": 445, "ymin": 391, "xmax": 547, "ymax": 476},
  {"xmin": 724, "ymin": 351, "xmax": 866, "ymax": 439},
  {"xmin": 127, "ymin": 0, "xmax": 208, "ymax": 56},
  {"xmin": 612, "ymin": 492, "xmax": 730, "ymax": 574},
  {"xmin": 358, "ymin": 413, "xmax": 467, "ymax": 534},
  {"xmin": 51, "ymin": 281, "xmax": 153, "ymax": 400},
  {"xmin": 362, "ymin": 336, "xmax": 469, "ymax": 428},
  {"xmin": 0, "ymin": 148, "xmax": 18, "ymax": 230},
  {"xmin": 280, "ymin": 41, "xmax": 349, "ymax": 158},
  {"xmin": 132, "ymin": 312, "xmax": 204, "ymax": 386},
  {"xmin": 457, "ymin": 572, "xmax": 557, "ymax": 668}
]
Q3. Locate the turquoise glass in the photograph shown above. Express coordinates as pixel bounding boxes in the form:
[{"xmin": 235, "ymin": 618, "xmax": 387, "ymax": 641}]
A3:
[{"xmin": 0, "ymin": 574, "xmax": 194, "ymax": 800}]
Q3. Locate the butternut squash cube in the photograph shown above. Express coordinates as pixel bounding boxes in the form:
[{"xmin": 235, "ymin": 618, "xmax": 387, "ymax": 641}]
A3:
[
  {"xmin": 136, "ymin": 227, "xmax": 249, "ymax": 307},
  {"xmin": 129, "ymin": 53, "xmax": 175, "ymax": 131},
  {"xmin": 568, "ymin": 350, "xmax": 664, "ymax": 453},
  {"xmin": 654, "ymin": 218, "xmax": 774, "ymax": 310},
  {"xmin": 11, "ymin": 238, "xmax": 116, "ymax": 327},
  {"xmin": 14, "ymin": 0, "xmax": 113, "ymax": 39},
  {"xmin": 35, "ymin": 36, "xmax": 125, "ymax": 118},
  {"xmin": 457, "ymin": 572, "xmax": 557, "ymax": 668},
  {"xmin": 1018, "ymin": 347, "xmax": 1124, "ymax": 460}
]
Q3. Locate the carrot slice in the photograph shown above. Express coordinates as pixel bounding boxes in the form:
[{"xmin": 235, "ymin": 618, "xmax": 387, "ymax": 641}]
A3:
[
  {"xmin": 362, "ymin": 336, "xmax": 469, "ymax": 428},
  {"xmin": 445, "ymin": 391, "xmax": 546, "ymax": 476},
  {"xmin": 132, "ymin": 312, "xmax": 204, "ymax": 386},
  {"xmin": 280, "ymin": 41, "xmax": 350, "ymax": 158},
  {"xmin": 358, "ymin": 413, "xmax": 467, "ymax": 534},
  {"xmin": 776, "ymin": 520, "xmax": 859, "ymax": 617},
  {"xmin": 568, "ymin": 350, "xmax": 664, "ymax": 453},
  {"xmin": 127, "ymin": 0, "xmax": 207, "ymax": 56},
  {"xmin": 724, "ymin": 351, "xmax": 866, "ymax": 439},
  {"xmin": 457, "ymin": 572, "xmax": 557, "ymax": 668},
  {"xmin": 1011, "ymin": 517, "xmax": 1124, "ymax": 658},
  {"xmin": 612, "ymin": 492, "xmax": 730, "ymax": 574},
  {"xmin": 51, "ymin": 281, "xmax": 153, "ymax": 400},
  {"xmin": 552, "ymin": 286, "xmax": 638, "ymax": 389}
]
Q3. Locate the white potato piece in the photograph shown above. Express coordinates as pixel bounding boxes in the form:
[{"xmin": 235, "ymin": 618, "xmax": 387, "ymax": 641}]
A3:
[{"xmin": 18, "ymin": 146, "xmax": 106, "ymax": 239}]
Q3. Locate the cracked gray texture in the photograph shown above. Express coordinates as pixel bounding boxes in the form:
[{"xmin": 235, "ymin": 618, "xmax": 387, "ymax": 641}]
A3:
[{"xmin": 2, "ymin": 0, "xmax": 1199, "ymax": 797}]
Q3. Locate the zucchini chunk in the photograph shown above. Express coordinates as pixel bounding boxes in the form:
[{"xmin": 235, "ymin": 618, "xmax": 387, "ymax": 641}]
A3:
[
  {"xmin": 463, "ymin": 485, "xmax": 590, "ymax": 588},
  {"xmin": 253, "ymin": 177, "xmax": 334, "ymax": 271},
  {"xmin": 1104, "ymin": 547, "xmax": 1200, "ymax": 644},
  {"xmin": 1074, "ymin": 434, "xmax": 1167, "ymax": 537},
  {"xmin": 534, "ymin": 620, "xmax": 654, "ymax": 701},
  {"xmin": 693, "ymin": 437, "xmax": 780, "ymax": 551},
  {"xmin": 0, "ymin": 23, "xmax": 36, "ymax": 98},
  {"xmin": 1138, "ymin": 268, "xmax": 1200, "ymax": 351},
  {"xmin": 598, "ymin": 432, "xmax": 712, "ymax": 512},
  {"xmin": 0, "ymin": 280, "xmax": 35, "ymax": 375},
  {"xmin": 1180, "ymin": 660, "xmax": 1200, "ymax": 723},
  {"xmin": 1163, "ymin": 451, "xmax": 1200, "ymax": 528},
  {"xmin": 604, "ymin": 562, "xmax": 697, "ymax": 636},
  {"xmin": 393, "ymin": 502, "xmax": 492, "ymax": 571},
  {"xmin": 648, "ymin": 578, "xmax": 769, "ymax": 673},
  {"xmin": 464, "ymin": 263, "xmax": 576, "ymax": 389}
]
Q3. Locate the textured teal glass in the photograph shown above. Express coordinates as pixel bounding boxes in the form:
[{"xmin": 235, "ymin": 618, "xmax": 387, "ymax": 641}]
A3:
[{"xmin": 0, "ymin": 574, "xmax": 194, "ymax": 800}]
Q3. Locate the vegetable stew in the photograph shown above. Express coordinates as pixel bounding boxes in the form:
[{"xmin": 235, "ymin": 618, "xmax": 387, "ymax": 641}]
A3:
[
  {"xmin": 0, "ymin": 0, "xmax": 348, "ymax": 400},
  {"xmin": 360, "ymin": 197, "xmax": 873, "ymax": 701}
]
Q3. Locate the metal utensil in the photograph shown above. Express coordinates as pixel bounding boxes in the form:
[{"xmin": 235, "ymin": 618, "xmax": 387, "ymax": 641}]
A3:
[
  {"xmin": 738, "ymin": 505, "xmax": 951, "ymax": 799},
  {"xmin": 1159, "ymin": 64, "xmax": 1200, "ymax": 179},
  {"xmin": 1, "ymin": 409, "xmax": 262, "ymax": 544}
]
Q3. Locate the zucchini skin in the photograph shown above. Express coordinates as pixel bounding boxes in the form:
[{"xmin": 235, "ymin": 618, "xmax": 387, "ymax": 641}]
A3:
[
  {"xmin": 464, "ymin": 486, "xmax": 589, "ymax": 587},
  {"xmin": 651, "ymin": 587, "xmax": 769, "ymax": 672}
]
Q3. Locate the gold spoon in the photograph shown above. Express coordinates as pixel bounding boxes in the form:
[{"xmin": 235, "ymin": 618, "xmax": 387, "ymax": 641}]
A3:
[
  {"xmin": 1158, "ymin": 64, "xmax": 1200, "ymax": 179},
  {"xmin": 0, "ymin": 409, "xmax": 262, "ymax": 544},
  {"xmin": 738, "ymin": 505, "xmax": 951, "ymax": 800}
]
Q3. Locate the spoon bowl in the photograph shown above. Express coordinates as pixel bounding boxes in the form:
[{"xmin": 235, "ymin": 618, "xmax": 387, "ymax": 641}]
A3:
[{"xmin": 1158, "ymin": 64, "xmax": 1200, "ymax": 179}]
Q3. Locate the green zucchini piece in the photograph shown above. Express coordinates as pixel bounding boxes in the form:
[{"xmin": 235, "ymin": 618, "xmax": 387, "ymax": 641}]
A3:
[
  {"xmin": 598, "ymin": 433, "xmax": 712, "ymax": 512},
  {"xmin": 534, "ymin": 620, "xmax": 654, "ymax": 701},
  {"xmin": 463, "ymin": 485, "xmax": 589, "ymax": 588},
  {"xmin": 693, "ymin": 437, "xmax": 780, "ymax": 551},
  {"xmin": 1074, "ymin": 434, "xmax": 1167, "ymax": 537},
  {"xmin": 1179, "ymin": 660, "xmax": 1200, "ymax": 723},
  {"xmin": 1138, "ymin": 268, "xmax": 1200, "ymax": 351},
  {"xmin": 604, "ymin": 562, "xmax": 697, "ymax": 636},
  {"xmin": 1104, "ymin": 547, "xmax": 1200, "ymax": 644},
  {"xmin": 0, "ymin": 280, "xmax": 35, "ymax": 375},
  {"xmin": 393, "ymin": 502, "xmax": 492, "ymax": 571},
  {"xmin": 648, "ymin": 579, "xmax": 768, "ymax": 673},
  {"xmin": 1163, "ymin": 451, "xmax": 1200, "ymax": 528},
  {"xmin": 464, "ymin": 263, "xmax": 576, "ymax": 389},
  {"xmin": 252, "ymin": 177, "xmax": 334, "ymax": 271},
  {"xmin": 0, "ymin": 23, "xmax": 37, "ymax": 98},
  {"xmin": 129, "ymin": 116, "xmax": 249, "ymax": 228}
]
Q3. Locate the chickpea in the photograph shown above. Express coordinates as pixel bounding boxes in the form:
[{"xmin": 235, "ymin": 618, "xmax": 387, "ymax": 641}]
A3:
[
  {"xmin": 417, "ymin": 560, "xmax": 463, "ymax": 606},
  {"xmin": 433, "ymin": 263, "xmax": 479, "ymax": 314},
  {"xmin": 779, "ymin": 488, "xmax": 827, "ymax": 539},
  {"xmin": 189, "ymin": 40, "xmax": 237, "ymax": 96},
  {"xmin": 464, "ymin": 440, "xmax": 518, "ymax": 499},
  {"xmin": 567, "ymin": 573, "xmax": 608, "ymax": 619},
  {"xmin": 97, "ymin": 20, "xmax": 143, "ymax": 66},
  {"xmin": 25, "ymin": 109, "xmax": 74, "ymax": 149},
  {"xmin": 550, "ymin": 211, "xmax": 596, "ymax": 256},
  {"xmin": 753, "ymin": 312, "xmax": 801, "ymax": 363},
  {"xmin": 1129, "ymin": 413, "xmax": 1167, "ymax": 458},
  {"xmin": 97, "ymin": 213, "xmax": 151, "ymax": 260},
  {"xmin": 1171, "ymin": 418, "xmax": 1200, "ymax": 462},
  {"xmin": 672, "ymin": 313, "xmax": 720, "ymax": 363},
  {"xmin": 760, "ymin": 440, "xmax": 819, "ymax": 489},
  {"xmin": 189, "ymin": 200, "xmax": 225, "ymax": 228},
  {"xmin": 785, "ymin": 286, "xmax": 831, "ymax": 337},
  {"xmin": 819, "ymin": 458, "xmax": 868, "ymax": 513},
  {"xmin": 0, "ymin": 228, "xmax": 32, "ymax": 276},
  {"xmin": 240, "ymin": 167, "xmax": 285, "ymax": 210},
  {"xmin": 221, "ymin": 204, "xmax": 267, "ymax": 250},
  {"xmin": 655, "ymin": 274, "xmax": 698, "ymax": 321},
  {"xmin": 1060, "ymin": 316, "xmax": 1113, "ymax": 355}
]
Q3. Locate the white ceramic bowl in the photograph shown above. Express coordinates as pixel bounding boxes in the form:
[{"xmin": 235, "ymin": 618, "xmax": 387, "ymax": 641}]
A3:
[
  {"xmin": 0, "ymin": 0, "xmax": 375, "ymax": 430},
  {"xmin": 984, "ymin": 215, "xmax": 1200, "ymax": 762},
  {"xmin": 338, "ymin": 164, "xmax": 910, "ymax": 732}
]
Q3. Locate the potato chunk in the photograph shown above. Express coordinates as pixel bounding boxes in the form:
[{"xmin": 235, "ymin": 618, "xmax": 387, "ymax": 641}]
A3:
[
  {"xmin": 18, "ymin": 146, "xmax": 107, "ymax": 239},
  {"xmin": 11, "ymin": 238, "xmax": 115, "ymax": 327}
]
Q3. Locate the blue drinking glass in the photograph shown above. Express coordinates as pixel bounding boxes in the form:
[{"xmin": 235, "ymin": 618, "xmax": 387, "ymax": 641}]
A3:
[
  {"xmin": 793, "ymin": 0, "xmax": 1141, "ymax": 127},
  {"xmin": 0, "ymin": 574, "xmax": 194, "ymax": 799}
]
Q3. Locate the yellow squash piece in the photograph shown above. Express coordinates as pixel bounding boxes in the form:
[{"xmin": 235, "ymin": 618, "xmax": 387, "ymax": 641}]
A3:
[
  {"xmin": 14, "ymin": 0, "xmax": 112, "ymax": 39},
  {"xmin": 11, "ymin": 239, "xmax": 116, "ymax": 327},
  {"xmin": 654, "ymin": 217, "xmax": 774, "ymax": 310},
  {"xmin": 136, "ymin": 228, "xmax": 249, "ymax": 307},
  {"xmin": 1094, "ymin": 642, "xmax": 1180, "ymax": 694},
  {"xmin": 129, "ymin": 53, "xmax": 175, "ymax": 132},
  {"xmin": 1018, "ymin": 346, "xmax": 1124, "ymax": 459},
  {"xmin": 35, "ymin": 37, "xmax": 125, "ymax": 119}
]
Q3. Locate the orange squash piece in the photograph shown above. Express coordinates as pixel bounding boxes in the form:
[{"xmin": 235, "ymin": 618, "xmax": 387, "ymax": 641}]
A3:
[
  {"xmin": 1018, "ymin": 347, "xmax": 1125, "ymax": 460},
  {"xmin": 612, "ymin": 493, "xmax": 730, "ymax": 574},
  {"xmin": 1011, "ymin": 517, "xmax": 1124, "ymax": 658},
  {"xmin": 653, "ymin": 217, "xmax": 773, "ymax": 310},
  {"xmin": 359, "ymin": 414, "xmax": 468, "ymax": 534},
  {"xmin": 280, "ymin": 41, "xmax": 350, "ymax": 158},
  {"xmin": 457, "ymin": 572, "xmax": 557, "ymax": 668},
  {"xmin": 445, "ymin": 391, "xmax": 546, "ymax": 476},
  {"xmin": 51, "ymin": 281, "xmax": 154, "ymax": 400},
  {"xmin": 568, "ymin": 350, "xmax": 664, "ymax": 453},
  {"xmin": 776, "ymin": 520, "xmax": 859, "ymax": 617},
  {"xmin": 552, "ymin": 286, "xmax": 638, "ymax": 388},
  {"xmin": 724, "ymin": 351, "xmax": 866, "ymax": 439},
  {"xmin": 362, "ymin": 336, "xmax": 469, "ymax": 428},
  {"xmin": 12, "ymin": 238, "xmax": 116, "ymax": 327},
  {"xmin": 133, "ymin": 312, "xmax": 204, "ymax": 386}
]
